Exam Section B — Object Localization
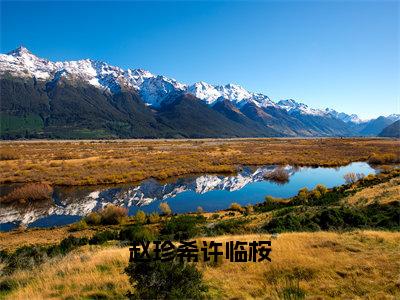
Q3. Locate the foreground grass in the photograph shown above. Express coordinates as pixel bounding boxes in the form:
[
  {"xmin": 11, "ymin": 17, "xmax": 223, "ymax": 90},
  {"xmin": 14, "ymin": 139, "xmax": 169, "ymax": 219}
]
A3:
[
  {"xmin": 0, "ymin": 138, "xmax": 399, "ymax": 185},
  {"xmin": 1, "ymin": 231, "xmax": 399, "ymax": 299}
]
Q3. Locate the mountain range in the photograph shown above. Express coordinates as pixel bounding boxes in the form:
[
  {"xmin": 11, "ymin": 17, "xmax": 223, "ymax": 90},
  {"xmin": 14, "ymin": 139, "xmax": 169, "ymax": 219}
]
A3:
[{"xmin": 0, "ymin": 46, "xmax": 398, "ymax": 139}]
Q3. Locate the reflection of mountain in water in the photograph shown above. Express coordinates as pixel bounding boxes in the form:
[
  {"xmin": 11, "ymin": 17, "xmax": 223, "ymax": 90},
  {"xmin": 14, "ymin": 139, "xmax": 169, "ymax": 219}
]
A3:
[{"xmin": 0, "ymin": 165, "xmax": 295, "ymax": 226}]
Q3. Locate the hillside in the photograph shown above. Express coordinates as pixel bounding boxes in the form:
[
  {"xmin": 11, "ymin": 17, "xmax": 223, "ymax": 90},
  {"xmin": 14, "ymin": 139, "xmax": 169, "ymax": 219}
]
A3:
[{"xmin": 378, "ymin": 120, "xmax": 400, "ymax": 138}]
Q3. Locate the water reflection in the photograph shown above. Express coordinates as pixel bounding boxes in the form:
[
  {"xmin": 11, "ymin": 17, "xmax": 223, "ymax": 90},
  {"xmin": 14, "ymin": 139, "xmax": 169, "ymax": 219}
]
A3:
[{"xmin": 0, "ymin": 162, "xmax": 377, "ymax": 231}]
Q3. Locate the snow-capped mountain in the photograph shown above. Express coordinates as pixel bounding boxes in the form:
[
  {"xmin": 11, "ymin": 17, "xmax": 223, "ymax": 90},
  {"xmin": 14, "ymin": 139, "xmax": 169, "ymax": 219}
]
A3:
[
  {"xmin": 325, "ymin": 108, "xmax": 366, "ymax": 124},
  {"xmin": 277, "ymin": 99, "xmax": 327, "ymax": 116},
  {"xmin": 1, "ymin": 46, "xmax": 396, "ymax": 138},
  {"xmin": 0, "ymin": 47, "xmax": 324, "ymax": 112}
]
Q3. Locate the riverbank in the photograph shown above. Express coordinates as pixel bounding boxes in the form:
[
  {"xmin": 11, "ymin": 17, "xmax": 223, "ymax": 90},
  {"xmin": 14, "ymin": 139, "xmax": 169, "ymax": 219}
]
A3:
[{"xmin": 1, "ymin": 138, "xmax": 399, "ymax": 186}]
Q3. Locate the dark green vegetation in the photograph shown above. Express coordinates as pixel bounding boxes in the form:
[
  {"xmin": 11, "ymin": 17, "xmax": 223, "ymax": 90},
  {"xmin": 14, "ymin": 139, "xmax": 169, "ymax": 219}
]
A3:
[
  {"xmin": 125, "ymin": 257, "xmax": 208, "ymax": 299},
  {"xmin": 0, "ymin": 236, "xmax": 88, "ymax": 275},
  {"xmin": 2, "ymin": 73, "xmax": 398, "ymax": 139},
  {"xmin": 260, "ymin": 170, "xmax": 400, "ymax": 233},
  {"xmin": 379, "ymin": 120, "xmax": 400, "ymax": 138}
]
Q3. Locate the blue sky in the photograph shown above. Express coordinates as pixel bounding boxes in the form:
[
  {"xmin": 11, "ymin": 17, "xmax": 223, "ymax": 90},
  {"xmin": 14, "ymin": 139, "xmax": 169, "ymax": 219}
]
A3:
[{"xmin": 1, "ymin": 1, "xmax": 399, "ymax": 119}]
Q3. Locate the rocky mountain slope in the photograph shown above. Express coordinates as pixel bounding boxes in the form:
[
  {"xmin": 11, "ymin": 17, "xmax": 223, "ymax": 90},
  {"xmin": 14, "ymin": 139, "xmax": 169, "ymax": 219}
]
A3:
[{"xmin": 0, "ymin": 47, "xmax": 398, "ymax": 139}]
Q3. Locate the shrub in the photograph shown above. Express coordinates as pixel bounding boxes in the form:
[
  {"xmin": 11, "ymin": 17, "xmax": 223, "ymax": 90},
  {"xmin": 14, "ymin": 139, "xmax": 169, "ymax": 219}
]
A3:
[
  {"xmin": 2, "ymin": 236, "xmax": 88, "ymax": 274},
  {"xmin": 264, "ymin": 167, "xmax": 289, "ymax": 184},
  {"xmin": 245, "ymin": 205, "xmax": 254, "ymax": 215},
  {"xmin": 296, "ymin": 187, "xmax": 309, "ymax": 204},
  {"xmin": 68, "ymin": 219, "xmax": 88, "ymax": 232},
  {"xmin": 119, "ymin": 225, "xmax": 157, "ymax": 242},
  {"xmin": 159, "ymin": 202, "xmax": 172, "ymax": 215},
  {"xmin": 89, "ymin": 230, "xmax": 118, "ymax": 245},
  {"xmin": 210, "ymin": 213, "xmax": 220, "ymax": 220},
  {"xmin": 99, "ymin": 204, "xmax": 128, "ymax": 225},
  {"xmin": 0, "ymin": 278, "xmax": 17, "ymax": 293},
  {"xmin": 196, "ymin": 206, "xmax": 204, "ymax": 214},
  {"xmin": 207, "ymin": 218, "xmax": 249, "ymax": 236},
  {"xmin": 229, "ymin": 202, "xmax": 243, "ymax": 212},
  {"xmin": 125, "ymin": 258, "xmax": 208, "ymax": 299},
  {"xmin": 255, "ymin": 196, "xmax": 289, "ymax": 212},
  {"xmin": 134, "ymin": 210, "xmax": 146, "ymax": 224},
  {"xmin": 0, "ymin": 150, "xmax": 19, "ymax": 160},
  {"xmin": 344, "ymin": 172, "xmax": 364, "ymax": 184},
  {"xmin": 0, "ymin": 183, "xmax": 53, "ymax": 204},
  {"xmin": 160, "ymin": 215, "xmax": 206, "ymax": 241},
  {"xmin": 56, "ymin": 236, "xmax": 89, "ymax": 255},
  {"xmin": 315, "ymin": 184, "xmax": 327, "ymax": 195},
  {"xmin": 368, "ymin": 153, "xmax": 399, "ymax": 164},
  {"xmin": 263, "ymin": 202, "xmax": 400, "ymax": 233},
  {"xmin": 148, "ymin": 212, "xmax": 160, "ymax": 224},
  {"xmin": 84, "ymin": 212, "xmax": 102, "ymax": 225}
]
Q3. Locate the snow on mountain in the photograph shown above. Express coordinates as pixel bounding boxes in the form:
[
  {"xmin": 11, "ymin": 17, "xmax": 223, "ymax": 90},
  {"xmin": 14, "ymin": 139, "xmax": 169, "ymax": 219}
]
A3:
[
  {"xmin": 387, "ymin": 114, "xmax": 400, "ymax": 122},
  {"xmin": 277, "ymin": 99, "xmax": 327, "ymax": 116},
  {"xmin": 0, "ymin": 46, "xmax": 372, "ymax": 120},
  {"xmin": 187, "ymin": 81, "xmax": 222, "ymax": 105},
  {"xmin": 139, "ymin": 75, "xmax": 187, "ymax": 107},
  {"xmin": 325, "ymin": 108, "xmax": 365, "ymax": 124},
  {"xmin": 187, "ymin": 82, "xmax": 277, "ymax": 109}
]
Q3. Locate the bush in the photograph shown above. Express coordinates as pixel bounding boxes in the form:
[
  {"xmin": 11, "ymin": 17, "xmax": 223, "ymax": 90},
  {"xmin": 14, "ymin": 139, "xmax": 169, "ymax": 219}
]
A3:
[
  {"xmin": 159, "ymin": 202, "xmax": 172, "ymax": 215},
  {"xmin": 56, "ymin": 236, "xmax": 89, "ymax": 255},
  {"xmin": 296, "ymin": 187, "xmax": 309, "ymax": 204},
  {"xmin": 0, "ymin": 278, "xmax": 18, "ymax": 293},
  {"xmin": 206, "ymin": 218, "xmax": 249, "ymax": 235},
  {"xmin": 148, "ymin": 212, "xmax": 160, "ymax": 224},
  {"xmin": 69, "ymin": 219, "xmax": 88, "ymax": 232},
  {"xmin": 229, "ymin": 202, "xmax": 243, "ymax": 212},
  {"xmin": 344, "ymin": 172, "xmax": 364, "ymax": 184},
  {"xmin": 84, "ymin": 212, "xmax": 102, "ymax": 225},
  {"xmin": 245, "ymin": 205, "xmax": 254, "ymax": 215},
  {"xmin": 160, "ymin": 215, "xmax": 206, "ymax": 241},
  {"xmin": 210, "ymin": 213, "xmax": 220, "ymax": 220},
  {"xmin": 89, "ymin": 230, "xmax": 118, "ymax": 245},
  {"xmin": 263, "ymin": 202, "xmax": 400, "ymax": 233},
  {"xmin": 135, "ymin": 210, "xmax": 146, "ymax": 224},
  {"xmin": 368, "ymin": 153, "xmax": 399, "ymax": 164},
  {"xmin": 0, "ymin": 150, "xmax": 19, "ymax": 160},
  {"xmin": 264, "ymin": 167, "xmax": 289, "ymax": 184},
  {"xmin": 255, "ymin": 196, "xmax": 289, "ymax": 212},
  {"xmin": 119, "ymin": 225, "xmax": 157, "ymax": 242},
  {"xmin": 99, "ymin": 204, "xmax": 128, "ymax": 225},
  {"xmin": 315, "ymin": 184, "xmax": 327, "ymax": 195},
  {"xmin": 125, "ymin": 258, "xmax": 208, "ymax": 299},
  {"xmin": 196, "ymin": 206, "xmax": 204, "ymax": 214},
  {"xmin": 2, "ymin": 236, "xmax": 88, "ymax": 274},
  {"xmin": 0, "ymin": 183, "xmax": 53, "ymax": 204}
]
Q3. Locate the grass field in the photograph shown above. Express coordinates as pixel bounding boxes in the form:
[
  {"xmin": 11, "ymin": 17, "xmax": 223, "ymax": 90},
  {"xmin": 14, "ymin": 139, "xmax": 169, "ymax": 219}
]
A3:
[
  {"xmin": 0, "ymin": 138, "xmax": 399, "ymax": 185},
  {"xmin": 1, "ymin": 231, "xmax": 399, "ymax": 299}
]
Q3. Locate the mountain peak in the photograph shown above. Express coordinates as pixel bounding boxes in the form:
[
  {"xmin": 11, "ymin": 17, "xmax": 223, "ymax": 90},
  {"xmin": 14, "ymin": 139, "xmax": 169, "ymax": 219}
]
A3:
[{"xmin": 7, "ymin": 46, "xmax": 33, "ymax": 57}]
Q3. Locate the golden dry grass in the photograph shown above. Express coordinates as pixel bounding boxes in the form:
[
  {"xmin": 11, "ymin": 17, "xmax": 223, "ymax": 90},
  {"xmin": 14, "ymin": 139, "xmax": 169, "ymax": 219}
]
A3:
[
  {"xmin": 344, "ymin": 176, "xmax": 400, "ymax": 206},
  {"xmin": 0, "ymin": 138, "xmax": 399, "ymax": 186},
  {"xmin": 0, "ymin": 227, "xmax": 96, "ymax": 252},
  {"xmin": 3, "ymin": 231, "xmax": 400, "ymax": 299}
]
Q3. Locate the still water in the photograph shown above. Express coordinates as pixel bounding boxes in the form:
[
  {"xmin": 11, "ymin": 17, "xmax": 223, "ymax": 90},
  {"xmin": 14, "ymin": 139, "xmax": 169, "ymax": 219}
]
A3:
[{"xmin": 0, "ymin": 162, "xmax": 377, "ymax": 231}]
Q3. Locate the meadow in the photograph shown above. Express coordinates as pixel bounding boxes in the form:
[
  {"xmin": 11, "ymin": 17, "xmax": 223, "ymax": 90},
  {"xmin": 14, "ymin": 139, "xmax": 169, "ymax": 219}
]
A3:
[{"xmin": 0, "ymin": 138, "xmax": 399, "ymax": 186}]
